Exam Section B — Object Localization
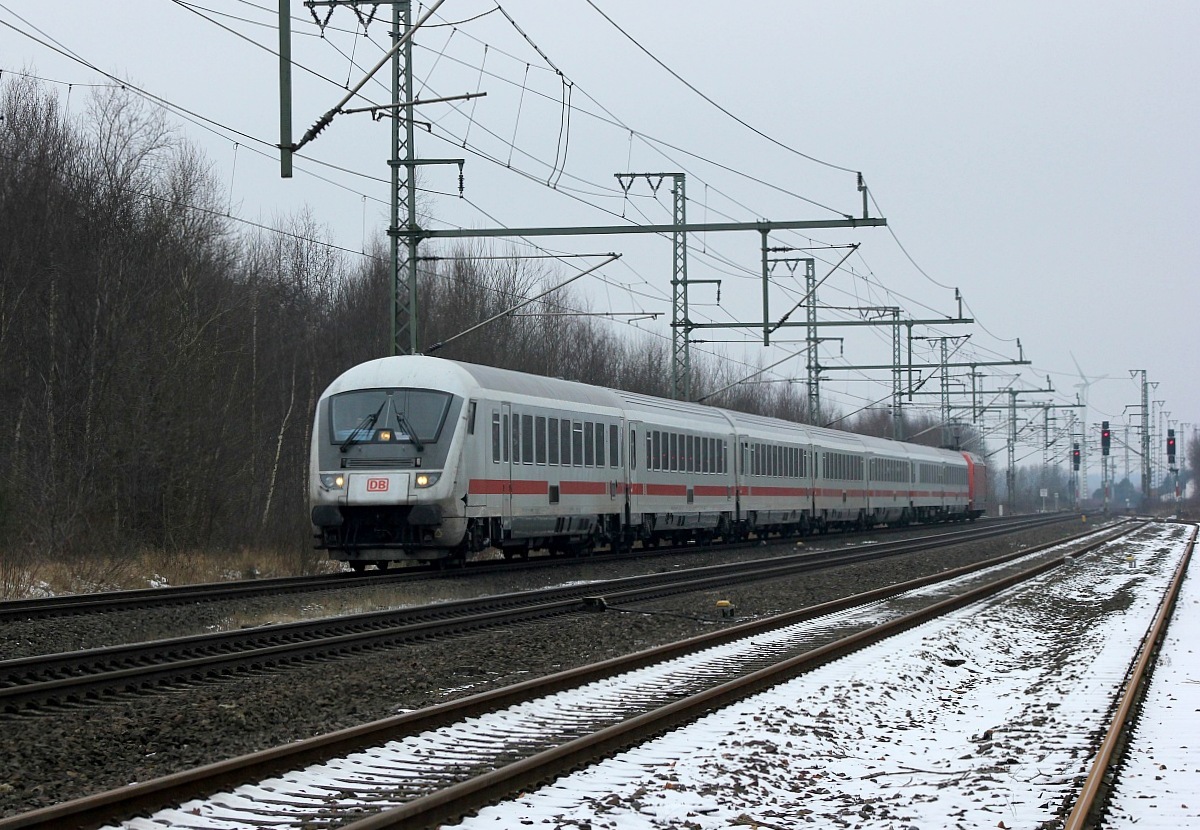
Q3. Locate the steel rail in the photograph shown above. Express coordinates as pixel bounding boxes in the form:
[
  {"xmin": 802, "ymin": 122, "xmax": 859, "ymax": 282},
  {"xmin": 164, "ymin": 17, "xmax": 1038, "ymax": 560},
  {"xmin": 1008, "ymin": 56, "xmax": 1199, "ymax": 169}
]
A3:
[
  {"xmin": 0, "ymin": 516, "xmax": 1084, "ymax": 712},
  {"xmin": 0, "ymin": 521, "xmax": 1137, "ymax": 830},
  {"xmin": 0, "ymin": 514, "xmax": 1064, "ymax": 620},
  {"xmin": 1062, "ymin": 521, "xmax": 1197, "ymax": 830},
  {"xmin": 342, "ymin": 524, "xmax": 1143, "ymax": 829}
]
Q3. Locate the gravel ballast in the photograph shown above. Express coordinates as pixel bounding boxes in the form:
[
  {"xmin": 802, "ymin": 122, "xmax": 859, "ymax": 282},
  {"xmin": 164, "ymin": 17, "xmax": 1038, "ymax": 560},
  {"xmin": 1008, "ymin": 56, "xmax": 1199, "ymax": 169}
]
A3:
[{"xmin": 0, "ymin": 520, "xmax": 1094, "ymax": 818}]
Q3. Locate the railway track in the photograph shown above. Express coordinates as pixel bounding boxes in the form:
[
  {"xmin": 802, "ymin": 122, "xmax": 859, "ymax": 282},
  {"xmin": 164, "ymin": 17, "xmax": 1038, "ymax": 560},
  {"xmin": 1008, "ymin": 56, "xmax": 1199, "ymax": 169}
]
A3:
[
  {"xmin": 0, "ymin": 515, "xmax": 1077, "ymax": 715},
  {"xmin": 0, "ymin": 514, "xmax": 1063, "ymax": 622},
  {"xmin": 1065, "ymin": 522, "xmax": 1197, "ymax": 829},
  {"xmin": 0, "ymin": 520, "xmax": 1142, "ymax": 829}
]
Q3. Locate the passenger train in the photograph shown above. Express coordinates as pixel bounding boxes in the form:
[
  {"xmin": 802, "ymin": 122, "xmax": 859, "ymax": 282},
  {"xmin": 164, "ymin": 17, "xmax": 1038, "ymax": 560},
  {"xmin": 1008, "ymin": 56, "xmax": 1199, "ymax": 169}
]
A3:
[{"xmin": 309, "ymin": 356, "xmax": 989, "ymax": 568}]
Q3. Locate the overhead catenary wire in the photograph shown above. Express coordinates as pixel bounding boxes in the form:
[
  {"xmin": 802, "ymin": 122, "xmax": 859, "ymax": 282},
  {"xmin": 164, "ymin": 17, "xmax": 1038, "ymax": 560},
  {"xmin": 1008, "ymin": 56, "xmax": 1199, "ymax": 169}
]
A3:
[{"xmin": 4, "ymin": 4, "xmax": 1051, "ymax": 434}]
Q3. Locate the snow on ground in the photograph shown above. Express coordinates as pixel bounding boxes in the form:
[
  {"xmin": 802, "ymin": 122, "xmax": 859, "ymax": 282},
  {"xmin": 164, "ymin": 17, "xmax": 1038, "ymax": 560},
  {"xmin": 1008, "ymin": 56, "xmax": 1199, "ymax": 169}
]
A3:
[
  {"xmin": 1104, "ymin": 535, "xmax": 1200, "ymax": 828},
  {"xmin": 458, "ymin": 525, "xmax": 1194, "ymax": 830}
]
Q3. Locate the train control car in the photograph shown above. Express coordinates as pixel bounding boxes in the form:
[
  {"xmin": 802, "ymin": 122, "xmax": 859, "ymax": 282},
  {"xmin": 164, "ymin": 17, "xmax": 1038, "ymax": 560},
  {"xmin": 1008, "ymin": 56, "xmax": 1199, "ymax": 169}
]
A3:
[{"xmin": 309, "ymin": 356, "xmax": 988, "ymax": 568}]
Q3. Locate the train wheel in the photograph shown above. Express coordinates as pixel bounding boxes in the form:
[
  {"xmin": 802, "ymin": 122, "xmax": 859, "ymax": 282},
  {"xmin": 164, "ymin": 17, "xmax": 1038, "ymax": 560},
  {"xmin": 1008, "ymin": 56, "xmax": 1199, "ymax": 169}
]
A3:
[
  {"xmin": 349, "ymin": 561, "xmax": 367, "ymax": 574},
  {"xmin": 374, "ymin": 560, "xmax": 390, "ymax": 573}
]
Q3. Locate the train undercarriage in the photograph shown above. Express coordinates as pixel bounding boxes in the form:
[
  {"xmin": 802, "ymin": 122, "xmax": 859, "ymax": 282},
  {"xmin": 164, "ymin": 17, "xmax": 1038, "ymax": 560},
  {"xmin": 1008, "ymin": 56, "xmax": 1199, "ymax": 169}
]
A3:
[{"xmin": 316, "ymin": 501, "xmax": 980, "ymax": 569}]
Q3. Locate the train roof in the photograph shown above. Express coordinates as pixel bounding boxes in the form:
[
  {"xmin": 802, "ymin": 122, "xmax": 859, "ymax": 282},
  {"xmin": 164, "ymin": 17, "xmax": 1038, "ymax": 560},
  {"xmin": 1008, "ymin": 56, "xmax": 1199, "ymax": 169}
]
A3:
[
  {"xmin": 321, "ymin": 357, "xmax": 977, "ymax": 464},
  {"xmin": 319, "ymin": 355, "xmax": 626, "ymax": 411}
]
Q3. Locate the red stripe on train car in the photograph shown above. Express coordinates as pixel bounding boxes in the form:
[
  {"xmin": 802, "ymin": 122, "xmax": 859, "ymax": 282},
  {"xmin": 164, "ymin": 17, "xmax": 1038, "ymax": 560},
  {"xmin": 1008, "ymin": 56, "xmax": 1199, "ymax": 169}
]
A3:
[
  {"xmin": 468, "ymin": 479, "xmax": 550, "ymax": 496},
  {"xmin": 559, "ymin": 481, "xmax": 608, "ymax": 495},
  {"xmin": 747, "ymin": 486, "xmax": 811, "ymax": 498},
  {"xmin": 693, "ymin": 485, "xmax": 732, "ymax": 497}
]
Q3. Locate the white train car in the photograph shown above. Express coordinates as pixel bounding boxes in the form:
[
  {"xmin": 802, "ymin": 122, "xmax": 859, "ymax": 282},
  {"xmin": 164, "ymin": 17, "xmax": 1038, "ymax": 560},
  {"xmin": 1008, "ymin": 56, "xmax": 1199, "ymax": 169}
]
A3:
[
  {"xmin": 616, "ymin": 391, "xmax": 738, "ymax": 545},
  {"xmin": 310, "ymin": 356, "xmax": 988, "ymax": 567}
]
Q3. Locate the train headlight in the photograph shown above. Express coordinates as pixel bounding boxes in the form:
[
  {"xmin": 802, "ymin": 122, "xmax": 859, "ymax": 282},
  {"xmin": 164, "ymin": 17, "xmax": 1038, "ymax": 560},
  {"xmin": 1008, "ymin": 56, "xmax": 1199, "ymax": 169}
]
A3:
[
  {"xmin": 414, "ymin": 472, "xmax": 441, "ymax": 488},
  {"xmin": 320, "ymin": 473, "xmax": 346, "ymax": 490}
]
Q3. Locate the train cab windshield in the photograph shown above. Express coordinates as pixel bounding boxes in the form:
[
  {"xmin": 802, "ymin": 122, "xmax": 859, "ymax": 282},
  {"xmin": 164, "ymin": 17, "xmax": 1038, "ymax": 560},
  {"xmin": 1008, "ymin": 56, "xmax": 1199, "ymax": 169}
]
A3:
[{"xmin": 330, "ymin": 388, "xmax": 452, "ymax": 449}]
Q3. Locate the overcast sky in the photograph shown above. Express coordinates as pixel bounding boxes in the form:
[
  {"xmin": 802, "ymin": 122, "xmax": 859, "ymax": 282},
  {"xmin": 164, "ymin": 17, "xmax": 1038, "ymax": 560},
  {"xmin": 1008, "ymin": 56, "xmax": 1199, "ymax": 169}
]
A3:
[{"xmin": 3, "ymin": 1, "xmax": 1196, "ymax": 476}]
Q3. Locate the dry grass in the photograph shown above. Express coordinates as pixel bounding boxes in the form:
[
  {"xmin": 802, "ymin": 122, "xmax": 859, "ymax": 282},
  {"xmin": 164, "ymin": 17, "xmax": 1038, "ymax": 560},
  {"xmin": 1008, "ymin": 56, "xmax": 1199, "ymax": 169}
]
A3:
[{"xmin": 0, "ymin": 545, "xmax": 343, "ymax": 600}]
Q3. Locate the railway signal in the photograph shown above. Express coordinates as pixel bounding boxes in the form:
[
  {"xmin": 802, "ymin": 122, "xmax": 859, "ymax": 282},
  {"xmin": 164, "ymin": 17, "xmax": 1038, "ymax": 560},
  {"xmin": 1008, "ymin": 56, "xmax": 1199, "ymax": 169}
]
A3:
[
  {"xmin": 1101, "ymin": 421, "xmax": 1111, "ymax": 456},
  {"xmin": 1167, "ymin": 429, "xmax": 1176, "ymax": 465},
  {"xmin": 1072, "ymin": 444, "xmax": 1081, "ymax": 470}
]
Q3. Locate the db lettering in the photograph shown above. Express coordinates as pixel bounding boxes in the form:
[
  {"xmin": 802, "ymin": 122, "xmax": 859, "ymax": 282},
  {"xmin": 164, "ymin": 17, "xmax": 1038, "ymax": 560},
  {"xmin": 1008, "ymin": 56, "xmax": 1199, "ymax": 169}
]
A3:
[{"xmin": 366, "ymin": 478, "xmax": 389, "ymax": 492}]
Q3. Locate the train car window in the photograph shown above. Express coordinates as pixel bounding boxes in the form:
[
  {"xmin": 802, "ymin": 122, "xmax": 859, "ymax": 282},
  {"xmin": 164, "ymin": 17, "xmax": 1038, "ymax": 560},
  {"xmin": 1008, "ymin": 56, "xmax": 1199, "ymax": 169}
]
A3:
[
  {"xmin": 572, "ymin": 421, "xmax": 584, "ymax": 467},
  {"xmin": 700, "ymin": 437, "xmax": 708, "ymax": 474},
  {"xmin": 331, "ymin": 389, "xmax": 452, "ymax": 445},
  {"xmin": 535, "ymin": 417, "xmax": 547, "ymax": 465},
  {"xmin": 492, "ymin": 411, "xmax": 501, "ymax": 463},
  {"xmin": 548, "ymin": 418, "xmax": 559, "ymax": 465},
  {"xmin": 630, "ymin": 428, "xmax": 637, "ymax": 470},
  {"xmin": 651, "ymin": 431, "xmax": 660, "ymax": 471},
  {"xmin": 594, "ymin": 423, "xmax": 604, "ymax": 467},
  {"xmin": 585, "ymin": 422, "xmax": 595, "ymax": 467},
  {"xmin": 521, "ymin": 415, "xmax": 534, "ymax": 464},
  {"xmin": 468, "ymin": 401, "xmax": 477, "ymax": 435},
  {"xmin": 686, "ymin": 435, "xmax": 695, "ymax": 473},
  {"xmin": 561, "ymin": 419, "xmax": 573, "ymax": 466},
  {"xmin": 610, "ymin": 424, "xmax": 620, "ymax": 467},
  {"xmin": 669, "ymin": 433, "xmax": 679, "ymax": 472}
]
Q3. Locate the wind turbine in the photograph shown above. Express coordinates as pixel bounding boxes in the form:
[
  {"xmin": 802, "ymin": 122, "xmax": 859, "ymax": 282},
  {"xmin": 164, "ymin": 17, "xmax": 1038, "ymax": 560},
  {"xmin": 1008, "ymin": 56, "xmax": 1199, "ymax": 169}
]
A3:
[{"xmin": 1071, "ymin": 352, "xmax": 1108, "ymax": 502}]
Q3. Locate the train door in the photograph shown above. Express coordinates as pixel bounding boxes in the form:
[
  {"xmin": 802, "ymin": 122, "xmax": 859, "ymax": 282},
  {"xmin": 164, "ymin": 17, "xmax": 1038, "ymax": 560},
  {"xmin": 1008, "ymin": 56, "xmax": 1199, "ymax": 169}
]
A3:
[
  {"xmin": 501, "ymin": 402, "xmax": 514, "ymax": 528},
  {"xmin": 626, "ymin": 420, "xmax": 642, "ymax": 530}
]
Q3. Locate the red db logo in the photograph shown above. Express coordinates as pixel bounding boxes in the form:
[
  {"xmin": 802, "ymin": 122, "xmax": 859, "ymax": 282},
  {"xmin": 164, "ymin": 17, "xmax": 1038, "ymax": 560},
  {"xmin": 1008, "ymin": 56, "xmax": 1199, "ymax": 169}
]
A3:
[{"xmin": 366, "ymin": 478, "xmax": 389, "ymax": 492}]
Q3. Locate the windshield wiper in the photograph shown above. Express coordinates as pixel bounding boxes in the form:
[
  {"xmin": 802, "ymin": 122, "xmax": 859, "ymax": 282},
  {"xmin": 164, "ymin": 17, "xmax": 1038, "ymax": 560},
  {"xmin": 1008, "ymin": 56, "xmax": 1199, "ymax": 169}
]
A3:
[
  {"xmin": 340, "ymin": 401, "xmax": 386, "ymax": 452},
  {"xmin": 395, "ymin": 411, "xmax": 426, "ymax": 452}
]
